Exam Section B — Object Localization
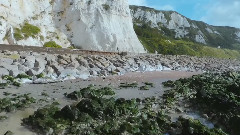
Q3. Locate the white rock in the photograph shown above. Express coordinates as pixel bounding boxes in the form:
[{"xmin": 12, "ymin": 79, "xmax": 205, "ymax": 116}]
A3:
[
  {"xmin": 0, "ymin": 58, "xmax": 13, "ymax": 65},
  {"xmin": 58, "ymin": 69, "xmax": 78, "ymax": 78},
  {"xmin": 0, "ymin": 0, "xmax": 145, "ymax": 53},
  {"xmin": 23, "ymin": 61, "xmax": 35, "ymax": 69},
  {"xmin": 0, "ymin": 68, "xmax": 9, "ymax": 76}
]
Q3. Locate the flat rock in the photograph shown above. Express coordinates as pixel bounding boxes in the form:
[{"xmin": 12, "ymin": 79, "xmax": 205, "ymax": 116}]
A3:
[{"xmin": 0, "ymin": 67, "xmax": 9, "ymax": 76}]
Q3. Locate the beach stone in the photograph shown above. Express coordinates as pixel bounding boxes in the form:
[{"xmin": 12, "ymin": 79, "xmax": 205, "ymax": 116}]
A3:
[
  {"xmin": 101, "ymin": 61, "xmax": 110, "ymax": 67},
  {"xmin": 25, "ymin": 55, "xmax": 35, "ymax": 63},
  {"xmin": 70, "ymin": 54, "xmax": 77, "ymax": 62},
  {"xmin": 115, "ymin": 67, "xmax": 125, "ymax": 74},
  {"xmin": 51, "ymin": 65, "xmax": 64, "ymax": 75},
  {"xmin": 77, "ymin": 67, "xmax": 90, "ymax": 79},
  {"xmin": 34, "ymin": 58, "xmax": 47, "ymax": 73},
  {"xmin": 45, "ymin": 66, "xmax": 54, "ymax": 75},
  {"xmin": 0, "ymin": 58, "xmax": 13, "ymax": 65},
  {"xmin": 89, "ymin": 70, "xmax": 98, "ymax": 76},
  {"xmin": 76, "ymin": 66, "xmax": 87, "ymax": 72},
  {"xmin": 107, "ymin": 64, "xmax": 117, "ymax": 72},
  {"xmin": 35, "ymin": 56, "xmax": 47, "ymax": 65},
  {"xmin": 89, "ymin": 63, "xmax": 95, "ymax": 68},
  {"xmin": 113, "ymin": 62, "xmax": 122, "ymax": 67},
  {"xmin": 27, "ymin": 69, "xmax": 39, "ymax": 76},
  {"xmin": 18, "ymin": 58, "xmax": 26, "ymax": 64},
  {"xmin": 95, "ymin": 62, "xmax": 104, "ymax": 69},
  {"xmin": 59, "ymin": 69, "xmax": 78, "ymax": 78},
  {"xmin": 67, "ymin": 61, "xmax": 79, "ymax": 68},
  {"xmin": 0, "ymin": 68, "xmax": 9, "ymax": 76},
  {"xmin": 58, "ymin": 59, "xmax": 68, "ymax": 65},
  {"xmin": 76, "ymin": 57, "xmax": 89, "ymax": 67},
  {"xmin": 2, "ymin": 64, "xmax": 19, "ymax": 76},
  {"xmin": 100, "ymin": 70, "xmax": 108, "ymax": 76},
  {"xmin": 45, "ymin": 54, "xmax": 56, "ymax": 62},
  {"xmin": 18, "ymin": 64, "xmax": 29, "ymax": 72},
  {"xmin": 9, "ymin": 70, "xmax": 19, "ymax": 77},
  {"xmin": 59, "ymin": 55, "xmax": 71, "ymax": 63},
  {"xmin": 23, "ymin": 61, "xmax": 35, "ymax": 69}
]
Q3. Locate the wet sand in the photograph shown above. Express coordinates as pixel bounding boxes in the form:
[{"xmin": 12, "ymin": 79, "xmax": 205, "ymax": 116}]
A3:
[{"xmin": 0, "ymin": 71, "xmax": 201, "ymax": 135}]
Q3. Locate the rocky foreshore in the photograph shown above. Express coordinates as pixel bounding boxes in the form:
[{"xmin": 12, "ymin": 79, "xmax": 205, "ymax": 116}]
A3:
[{"xmin": 0, "ymin": 49, "xmax": 240, "ymax": 83}]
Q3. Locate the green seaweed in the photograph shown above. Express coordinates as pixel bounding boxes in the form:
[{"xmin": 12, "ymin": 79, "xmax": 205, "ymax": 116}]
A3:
[{"xmin": 23, "ymin": 86, "xmax": 226, "ymax": 135}]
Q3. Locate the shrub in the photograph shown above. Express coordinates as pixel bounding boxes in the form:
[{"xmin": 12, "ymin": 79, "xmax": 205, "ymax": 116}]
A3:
[
  {"xmin": 44, "ymin": 41, "xmax": 62, "ymax": 48},
  {"xmin": 21, "ymin": 23, "xmax": 41, "ymax": 38},
  {"xmin": 14, "ymin": 28, "xmax": 24, "ymax": 41},
  {"xmin": 13, "ymin": 23, "xmax": 40, "ymax": 41}
]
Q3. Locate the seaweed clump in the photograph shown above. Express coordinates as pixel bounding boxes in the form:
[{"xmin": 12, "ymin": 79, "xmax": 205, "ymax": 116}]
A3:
[{"xmin": 0, "ymin": 94, "xmax": 36, "ymax": 113}]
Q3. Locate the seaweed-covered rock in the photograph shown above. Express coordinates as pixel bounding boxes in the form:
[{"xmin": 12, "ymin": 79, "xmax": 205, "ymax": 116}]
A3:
[
  {"xmin": 139, "ymin": 85, "xmax": 150, "ymax": 90},
  {"xmin": 57, "ymin": 105, "xmax": 80, "ymax": 121},
  {"xmin": 76, "ymin": 98, "xmax": 103, "ymax": 119},
  {"xmin": 65, "ymin": 91, "xmax": 82, "ymax": 100},
  {"xmin": 163, "ymin": 71, "xmax": 240, "ymax": 135},
  {"xmin": 23, "ymin": 86, "xmax": 227, "ymax": 135}
]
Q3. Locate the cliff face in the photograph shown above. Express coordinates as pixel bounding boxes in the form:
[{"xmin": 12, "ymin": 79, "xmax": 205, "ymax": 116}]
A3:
[
  {"xmin": 130, "ymin": 5, "xmax": 240, "ymax": 49},
  {"xmin": 0, "ymin": 0, "xmax": 145, "ymax": 53}
]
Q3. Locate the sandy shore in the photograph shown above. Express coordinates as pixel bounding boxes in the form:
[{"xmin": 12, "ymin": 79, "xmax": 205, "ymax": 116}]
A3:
[{"xmin": 0, "ymin": 71, "xmax": 201, "ymax": 135}]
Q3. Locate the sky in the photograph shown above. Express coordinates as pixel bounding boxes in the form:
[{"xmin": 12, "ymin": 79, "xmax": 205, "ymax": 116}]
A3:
[{"xmin": 128, "ymin": 0, "xmax": 240, "ymax": 28}]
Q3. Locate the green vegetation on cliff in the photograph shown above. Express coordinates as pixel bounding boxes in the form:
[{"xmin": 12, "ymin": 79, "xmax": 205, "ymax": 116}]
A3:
[
  {"xmin": 43, "ymin": 41, "xmax": 62, "ymax": 48},
  {"xmin": 14, "ymin": 23, "xmax": 41, "ymax": 41},
  {"xmin": 134, "ymin": 24, "xmax": 240, "ymax": 59}
]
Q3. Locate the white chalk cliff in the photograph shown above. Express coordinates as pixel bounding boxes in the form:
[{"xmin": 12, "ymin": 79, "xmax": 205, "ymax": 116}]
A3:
[{"xmin": 0, "ymin": 0, "xmax": 145, "ymax": 53}]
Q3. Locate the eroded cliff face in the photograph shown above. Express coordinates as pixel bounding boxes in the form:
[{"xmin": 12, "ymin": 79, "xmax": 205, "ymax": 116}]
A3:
[
  {"xmin": 130, "ymin": 5, "xmax": 240, "ymax": 49},
  {"xmin": 0, "ymin": 0, "xmax": 145, "ymax": 53}
]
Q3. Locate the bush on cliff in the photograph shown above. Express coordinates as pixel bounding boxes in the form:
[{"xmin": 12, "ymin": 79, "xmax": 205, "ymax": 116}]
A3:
[{"xmin": 43, "ymin": 41, "xmax": 62, "ymax": 48}]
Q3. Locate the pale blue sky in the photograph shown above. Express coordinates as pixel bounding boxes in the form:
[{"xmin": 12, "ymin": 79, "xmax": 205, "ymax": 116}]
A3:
[{"xmin": 128, "ymin": 0, "xmax": 240, "ymax": 28}]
